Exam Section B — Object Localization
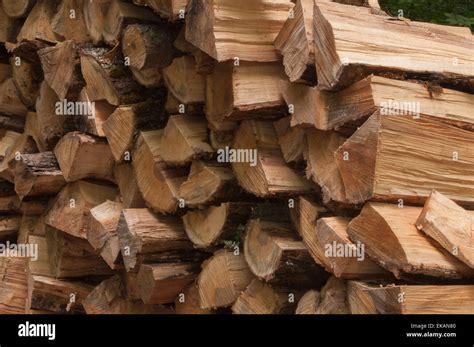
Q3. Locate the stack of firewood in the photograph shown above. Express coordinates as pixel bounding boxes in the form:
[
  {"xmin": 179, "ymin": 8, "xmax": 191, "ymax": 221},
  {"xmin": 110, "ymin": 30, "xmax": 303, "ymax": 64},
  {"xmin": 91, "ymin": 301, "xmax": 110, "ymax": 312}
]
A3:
[{"xmin": 0, "ymin": 0, "xmax": 473, "ymax": 314}]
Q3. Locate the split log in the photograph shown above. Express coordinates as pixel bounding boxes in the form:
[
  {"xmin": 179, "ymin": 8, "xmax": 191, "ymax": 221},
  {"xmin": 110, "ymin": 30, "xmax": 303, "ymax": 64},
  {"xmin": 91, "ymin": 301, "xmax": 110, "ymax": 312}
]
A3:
[
  {"xmin": 300, "ymin": 215, "xmax": 387, "ymax": 279},
  {"xmin": 274, "ymin": 117, "xmax": 305, "ymax": 164},
  {"xmin": 83, "ymin": 0, "xmax": 110, "ymax": 44},
  {"xmin": 416, "ymin": 190, "xmax": 474, "ymax": 268},
  {"xmin": 27, "ymin": 275, "xmax": 93, "ymax": 313},
  {"xmin": 102, "ymin": 101, "xmax": 167, "ymax": 162},
  {"xmin": 175, "ymin": 282, "xmax": 213, "ymax": 314},
  {"xmin": 134, "ymin": 0, "xmax": 187, "ymax": 20},
  {"xmin": 0, "ymin": 257, "xmax": 28, "ymax": 313},
  {"xmin": 312, "ymin": 1, "xmax": 474, "ymax": 91},
  {"xmin": 159, "ymin": 115, "xmax": 213, "ymax": 166},
  {"xmin": 137, "ymin": 262, "xmax": 200, "ymax": 304},
  {"xmin": 185, "ymin": 0, "xmax": 293, "ymax": 62},
  {"xmin": 0, "ymin": 130, "xmax": 21, "ymax": 159},
  {"xmin": 130, "ymin": 65, "xmax": 162, "ymax": 88},
  {"xmin": 38, "ymin": 40, "xmax": 84, "ymax": 100},
  {"xmin": 0, "ymin": 215, "xmax": 22, "ymax": 240},
  {"xmin": 274, "ymin": 0, "xmax": 316, "ymax": 83},
  {"xmin": 178, "ymin": 161, "xmax": 240, "ymax": 207},
  {"xmin": 83, "ymin": 274, "xmax": 172, "ymax": 314},
  {"xmin": 54, "ymin": 132, "xmax": 115, "ymax": 182},
  {"xmin": 2, "ymin": 0, "xmax": 36, "ymax": 18},
  {"xmin": 231, "ymin": 279, "xmax": 293, "ymax": 314},
  {"xmin": 8, "ymin": 151, "xmax": 66, "ymax": 199},
  {"xmin": 0, "ymin": 5, "xmax": 20, "ymax": 42},
  {"xmin": 282, "ymin": 75, "xmax": 474, "ymax": 131},
  {"xmin": 183, "ymin": 202, "xmax": 252, "ymax": 249},
  {"xmin": 232, "ymin": 120, "xmax": 316, "ymax": 197},
  {"xmin": 197, "ymin": 249, "xmax": 255, "ymax": 309},
  {"xmin": 315, "ymin": 276, "xmax": 349, "ymax": 314},
  {"xmin": 44, "ymin": 180, "xmax": 118, "ymax": 239},
  {"xmin": 16, "ymin": 0, "xmax": 59, "ymax": 42},
  {"xmin": 103, "ymin": 1, "xmax": 160, "ymax": 45},
  {"xmin": 35, "ymin": 81, "xmax": 76, "ymax": 151},
  {"xmin": 51, "ymin": 0, "xmax": 90, "ymax": 43},
  {"xmin": 244, "ymin": 219, "xmax": 327, "ymax": 288},
  {"xmin": 76, "ymin": 87, "xmax": 116, "ymax": 137},
  {"xmin": 0, "ymin": 78, "xmax": 28, "ymax": 117},
  {"xmin": 0, "ymin": 62, "xmax": 11, "ymax": 83},
  {"xmin": 206, "ymin": 61, "xmax": 287, "ymax": 127},
  {"xmin": 86, "ymin": 200, "xmax": 122, "ymax": 251},
  {"xmin": 335, "ymin": 112, "xmax": 474, "ymax": 206},
  {"xmin": 132, "ymin": 130, "xmax": 188, "ymax": 214},
  {"xmin": 122, "ymin": 24, "xmax": 179, "ymax": 70},
  {"xmin": 296, "ymin": 289, "xmax": 319, "ymax": 314},
  {"xmin": 11, "ymin": 56, "xmax": 41, "ymax": 108},
  {"xmin": 348, "ymin": 202, "xmax": 474, "ymax": 280},
  {"xmin": 163, "ymin": 56, "xmax": 206, "ymax": 106},
  {"xmin": 348, "ymin": 281, "xmax": 474, "ymax": 314},
  {"xmin": 117, "ymin": 208, "xmax": 197, "ymax": 271},
  {"xmin": 80, "ymin": 46, "xmax": 149, "ymax": 106},
  {"xmin": 0, "ymin": 132, "xmax": 38, "ymax": 182},
  {"xmin": 100, "ymin": 235, "xmax": 121, "ymax": 269},
  {"xmin": 45, "ymin": 226, "xmax": 114, "ymax": 278},
  {"xmin": 113, "ymin": 163, "xmax": 145, "ymax": 209}
]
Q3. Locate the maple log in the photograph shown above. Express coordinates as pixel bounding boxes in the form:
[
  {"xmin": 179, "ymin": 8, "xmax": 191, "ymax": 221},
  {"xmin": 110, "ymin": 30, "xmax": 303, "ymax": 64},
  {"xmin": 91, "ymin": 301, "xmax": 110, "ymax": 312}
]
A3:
[
  {"xmin": 8, "ymin": 151, "xmax": 66, "ymax": 199},
  {"xmin": 231, "ymin": 279, "xmax": 292, "ymax": 314},
  {"xmin": 206, "ymin": 61, "xmax": 287, "ymax": 128},
  {"xmin": 134, "ymin": 0, "xmax": 187, "ymax": 20},
  {"xmin": 54, "ymin": 132, "xmax": 115, "ymax": 182},
  {"xmin": 45, "ymin": 227, "xmax": 113, "ymax": 278},
  {"xmin": 113, "ymin": 163, "xmax": 145, "ymax": 208},
  {"xmin": 16, "ymin": 0, "xmax": 58, "ymax": 42},
  {"xmin": 159, "ymin": 115, "xmax": 213, "ymax": 166},
  {"xmin": 27, "ymin": 275, "xmax": 93, "ymax": 313},
  {"xmin": 132, "ymin": 130, "xmax": 188, "ymax": 214},
  {"xmin": 163, "ymin": 56, "xmax": 206, "ymax": 106},
  {"xmin": 0, "ymin": 257, "xmax": 28, "ymax": 313},
  {"xmin": 175, "ymin": 282, "xmax": 214, "ymax": 314},
  {"xmin": 51, "ymin": 0, "xmax": 90, "ymax": 43},
  {"xmin": 83, "ymin": 274, "xmax": 172, "ymax": 314},
  {"xmin": 282, "ymin": 75, "xmax": 474, "ymax": 131},
  {"xmin": 2, "ymin": 0, "xmax": 35, "ymax": 18},
  {"xmin": 416, "ymin": 190, "xmax": 474, "ymax": 268},
  {"xmin": 11, "ymin": 56, "xmax": 41, "ymax": 108},
  {"xmin": 102, "ymin": 101, "xmax": 167, "ymax": 162},
  {"xmin": 137, "ymin": 262, "xmax": 200, "ymax": 304},
  {"xmin": 232, "ymin": 120, "xmax": 315, "ymax": 197},
  {"xmin": 103, "ymin": 1, "xmax": 160, "ymax": 45},
  {"xmin": 80, "ymin": 46, "xmax": 148, "ymax": 106},
  {"xmin": 38, "ymin": 40, "xmax": 84, "ymax": 100},
  {"xmin": 122, "ymin": 24, "xmax": 178, "ymax": 71},
  {"xmin": 178, "ymin": 161, "xmax": 240, "ymax": 207},
  {"xmin": 83, "ymin": 0, "xmax": 111, "ymax": 44},
  {"xmin": 335, "ymin": 112, "xmax": 474, "ymax": 206},
  {"xmin": 274, "ymin": 0, "xmax": 316, "ymax": 83},
  {"xmin": 198, "ymin": 250, "xmax": 255, "ymax": 309},
  {"xmin": 183, "ymin": 202, "xmax": 252, "ymax": 249},
  {"xmin": 348, "ymin": 281, "xmax": 474, "ymax": 314},
  {"xmin": 45, "ymin": 181, "xmax": 118, "ymax": 239},
  {"xmin": 312, "ymin": 1, "xmax": 474, "ymax": 91},
  {"xmin": 116, "ymin": 208, "xmax": 197, "ymax": 271},
  {"xmin": 244, "ymin": 219, "xmax": 326, "ymax": 288},
  {"xmin": 185, "ymin": 0, "xmax": 293, "ymax": 62},
  {"xmin": 348, "ymin": 203, "xmax": 474, "ymax": 280}
]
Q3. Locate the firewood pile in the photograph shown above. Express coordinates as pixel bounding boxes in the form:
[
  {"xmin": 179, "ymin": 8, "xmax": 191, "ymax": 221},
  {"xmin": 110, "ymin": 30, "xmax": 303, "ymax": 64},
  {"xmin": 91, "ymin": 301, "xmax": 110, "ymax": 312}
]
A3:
[{"xmin": 0, "ymin": 0, "xmax": 473, "ymax": 314}]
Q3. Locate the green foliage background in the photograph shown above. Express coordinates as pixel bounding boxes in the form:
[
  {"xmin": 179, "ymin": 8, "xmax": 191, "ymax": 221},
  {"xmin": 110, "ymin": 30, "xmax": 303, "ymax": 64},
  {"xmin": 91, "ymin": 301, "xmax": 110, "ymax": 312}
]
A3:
[{"xmin": 380, "ymin": 0, "xmax": 474, "ymax": 30}]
